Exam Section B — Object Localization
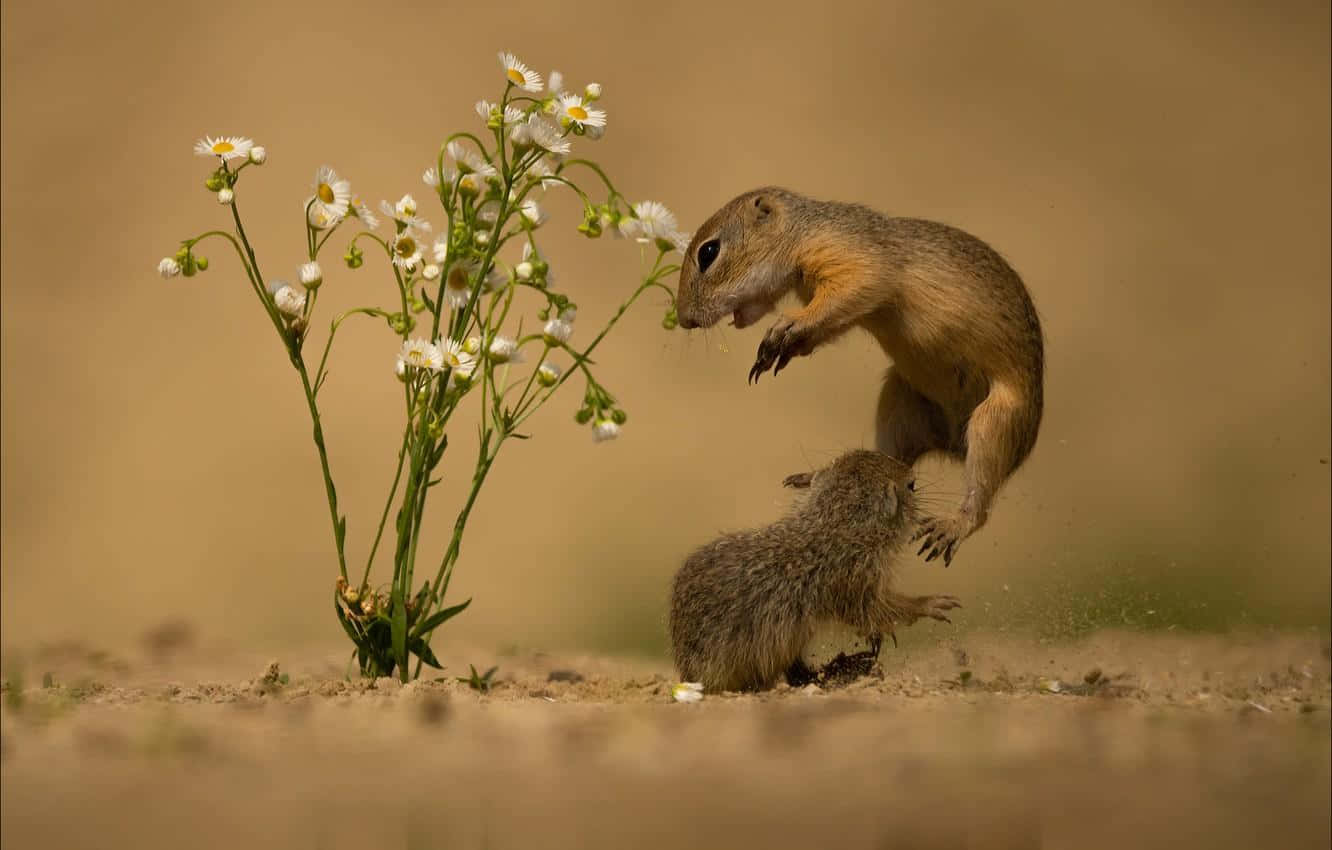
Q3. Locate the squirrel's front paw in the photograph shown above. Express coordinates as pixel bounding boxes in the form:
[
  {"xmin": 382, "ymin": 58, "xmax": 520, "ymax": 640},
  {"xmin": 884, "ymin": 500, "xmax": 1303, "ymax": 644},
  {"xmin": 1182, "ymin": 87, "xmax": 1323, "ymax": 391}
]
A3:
[
  {"xmin": 911, "ymin": 515, "xmax": 968, "ymax": 566},
  {"xmin": 748, "ymin": 317, "xmax": 813, "ymax": 383}
]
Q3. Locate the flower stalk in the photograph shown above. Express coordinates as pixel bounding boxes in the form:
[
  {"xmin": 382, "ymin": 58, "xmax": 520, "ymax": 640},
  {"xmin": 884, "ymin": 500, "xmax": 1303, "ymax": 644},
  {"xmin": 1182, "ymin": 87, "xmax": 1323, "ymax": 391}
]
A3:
[{"xmin": 161, "ymin": 52, "xmax": 687, "ymax": 681}]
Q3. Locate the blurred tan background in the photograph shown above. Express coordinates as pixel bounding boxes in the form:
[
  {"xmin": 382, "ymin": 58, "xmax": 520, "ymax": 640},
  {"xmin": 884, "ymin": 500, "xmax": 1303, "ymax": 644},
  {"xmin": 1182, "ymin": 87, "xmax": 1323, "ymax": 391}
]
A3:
[{"xmin": 2, "ymin": 0, "xmax": 1328, "ymax": 658}]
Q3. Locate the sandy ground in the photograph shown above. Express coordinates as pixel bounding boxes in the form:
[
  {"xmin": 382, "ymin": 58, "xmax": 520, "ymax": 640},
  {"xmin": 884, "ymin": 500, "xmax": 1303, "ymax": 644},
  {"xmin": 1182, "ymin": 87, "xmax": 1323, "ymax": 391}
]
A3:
[{"xmin": 1, "ymin": 630, "xmax": 1328, "ymax": 850}]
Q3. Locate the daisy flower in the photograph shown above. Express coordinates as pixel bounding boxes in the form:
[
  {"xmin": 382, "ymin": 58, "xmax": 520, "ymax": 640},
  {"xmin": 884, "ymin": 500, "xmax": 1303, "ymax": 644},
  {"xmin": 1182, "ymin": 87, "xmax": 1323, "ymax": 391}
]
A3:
[
  {"xmin": 443, "ymin": 262, "xmax": 474, "ymax": 308},
  {"xmin": 421, "ymin": 263, "xmax": 441, "ymax": 281},
  {"xmin": 310, "ymin": 165, "xmax": 352, "ymax": 225},
  {"xmin": 299, "ymin": 261, "xmax": 323, "ymax": 289},
  {"xmin": 536, "ymin": 361, "xmax": 561, "ymax": 387},
  {"xmin": 391, "ymin": 231, "xmax": 424, "ymax": 271},
  {"xmin": 487, "ymin": 335, "xmax": 524, "ymax": 364},
  {"xmin": 447, "ymin": 141, "xmax": 498, "ymax": 180},
  {"xmin": 397, "ymin": 338, "xmax": 444, "ymax": 372},
  {"xmin": 351, "ymin": 196, "xmax": 379, "ymax": 229},
  {"xmin": 475, "ymin": 99, "xmax": 524, "ymax": 127},
  {"xmin": 584, "ymin": 82, "xmax": 602, "ymax": 100},
  {"xmin": 380, "ymin": 196, "xmax": 431, "ymax": 235},
  {"xmin": 519, "ymin": 116, "xmax": 571, "ymax": 155},
  {"xmin": 498, "ymin": 51, "xmax": 543, "ymax": 92},
  {"xmin": 623, "ymin": 201, "xmax": 680, "ymax": 242},
  {"xmin": 217, "ymin": 188, "xmax": 234, "ymax": 204},
  {"xmin": 194, "ymin": 135, "xmax": 253, "ymax": 162},
  {"xmin": 671, "ymin": 682, "xmax": 704, "ymax": 703},
  {"xmin": 437, "ymin": 339, "xmax": 477, "ymax": 387},
  {"xmin": 524, "ymin": 157, "xmax": 561, "ymax": 190},
  {"xmin": 519, "ymin": 199, "xmax": 545, "ymax": 227},
  {"xmin": 158, "ymin": 257, "xmax": 181, "ymax": 278},
  {"xmin": 592, "ymin": 419, "xmax": 621, "ymax": 443},
  {"xmin": 249, "ymin": 146, "xmax": 267, "ymax": 164},
  {"xmin": 273, "ymin": 284, "xmax": 306, "ymax": 317},
  {"xmin": 423, "ymin": 165, "xmax": 456, "ymax": 191},
  {"xmin": 432, "ymin": 235, "xmax": 449, "ymax": 265},
  {"xmin": 514, "ymin": 260, "xmax": 533, "ymax": 281},
  {"xmin": 554, "ymin": 94, "xmax": 607, "ymax": 132}
]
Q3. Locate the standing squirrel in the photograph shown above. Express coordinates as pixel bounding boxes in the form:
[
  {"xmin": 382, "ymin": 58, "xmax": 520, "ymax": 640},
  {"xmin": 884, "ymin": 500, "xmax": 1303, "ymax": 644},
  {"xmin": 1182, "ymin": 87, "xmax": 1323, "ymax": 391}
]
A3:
[
  {"xmin": 675, "ymin": 188, "xmax": 1044, "ymax": 565},
  {"xmin": 670, "ymin": 449, "xmax": 960, "ymax": 692}
]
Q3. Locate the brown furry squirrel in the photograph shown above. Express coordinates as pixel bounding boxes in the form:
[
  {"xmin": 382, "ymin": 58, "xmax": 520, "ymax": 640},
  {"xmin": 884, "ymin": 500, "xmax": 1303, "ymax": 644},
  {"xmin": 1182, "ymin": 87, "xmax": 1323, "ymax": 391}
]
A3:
[
  {"xmin": 675, "ymin": 188, "xmax": 1044, "ymax": 565},
  {"xmin": 670, "ymin": 450, "xmax": 960, "ymax": 692}
]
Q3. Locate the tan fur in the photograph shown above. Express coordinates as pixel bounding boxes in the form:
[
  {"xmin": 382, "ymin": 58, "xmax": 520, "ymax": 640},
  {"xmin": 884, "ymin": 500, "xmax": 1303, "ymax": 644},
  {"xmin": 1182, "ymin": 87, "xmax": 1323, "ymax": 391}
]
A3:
[
  {"xmin": 669, "ymin": 450, "xmax": 960, "ymax": 692},
  {"xmin": 676, "ymin": 187, "xmax": 1044, "ymax": 564}
]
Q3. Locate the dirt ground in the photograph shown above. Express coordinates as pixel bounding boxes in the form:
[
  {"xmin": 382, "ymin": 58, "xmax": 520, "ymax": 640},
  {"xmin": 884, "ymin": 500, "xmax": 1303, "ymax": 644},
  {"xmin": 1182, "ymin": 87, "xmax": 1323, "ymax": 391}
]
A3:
[{"xmin": 1, "ymin": 630, "xmax": 1327, "ymax": 850}]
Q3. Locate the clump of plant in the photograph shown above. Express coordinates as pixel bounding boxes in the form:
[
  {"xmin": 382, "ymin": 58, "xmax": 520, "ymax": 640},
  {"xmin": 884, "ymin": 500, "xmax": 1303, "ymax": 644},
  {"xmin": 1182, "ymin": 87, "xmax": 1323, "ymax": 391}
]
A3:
[{"xmin": 157, "ymin": 52, "xmax": 686, "ymax": 682}]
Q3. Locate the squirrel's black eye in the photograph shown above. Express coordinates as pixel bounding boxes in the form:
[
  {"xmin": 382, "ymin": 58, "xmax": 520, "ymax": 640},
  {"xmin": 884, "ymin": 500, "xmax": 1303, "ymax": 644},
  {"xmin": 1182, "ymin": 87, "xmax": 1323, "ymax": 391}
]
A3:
[
  {"xmin": 697, "ymin": 239, "xmax": 720, "ymax": 273},
  {"xmin": 907, "ymin": 480, "xmax": 916, "ymax": 492}
]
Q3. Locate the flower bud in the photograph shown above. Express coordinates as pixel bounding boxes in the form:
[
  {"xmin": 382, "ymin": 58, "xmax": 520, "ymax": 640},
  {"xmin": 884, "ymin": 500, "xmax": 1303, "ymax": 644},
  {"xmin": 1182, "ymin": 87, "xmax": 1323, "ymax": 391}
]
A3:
[
  {"xmin": 514, "ymin": 261, "xmax": 533, "ymax": 281},
  {"xmin": 204, "ymin": 174, "xmax": 226, "ymax": 192},
  {"xmin": 592, "ymin": 419, "xmax": 620, "ymax": 443},
  {"xmin": 584, "ymin": 82, "xmax": 602, "ymax": 100},
  {"xmin": 299, "ymin": 261, "xmax": 323, "ymax": 289},
  {"xmin": 422, "ymin": 263, "xmax": 441, "ymax": 280},
  {"xmin": 574, "ymin": 408, "xmax": 593, "ymax": 425},
  {"xmin": 611, "ymin": 409, "xmax": 627, "ymax": 425},
  {"xmin": 537, "ymin": 361, "xmax": 561, "ymax": 387},
  {"xmin": 195, "ymin": 256, "xmax": 209, "ymax": 271},
  {"xmin": 475, "ymin": 231, "xmax": 490, "ymax": 247},
  {"xmin": 217, "ymin": 188, "xmax": 235, "ymax": 204},
  {"xmin": 458, "ymin": 174, "xmax": 482, "ymax": 197},
  {"xmin": 395, "ymin": 360, "xmax": 409, "ymax": 383},
  {"xmin": 462, "ymin": 336, "xmax": 482, "ymax": 355},
  {"xmin": 158, "ymin": 257, "xmax": 182, "ymax": 279},
  {"xmin": 274, "ymin": 285, "xmax": 306, "ymax": 317},
  {"xmin": 542, "ymin": 317, "xmax": 573, "ymax": 346},
  {"xmin": 181, "ymin": 255, "xmax": 198, "ymax": 277},
  {"xmin": 249, "ymin": 146, "xmax": 267, "ymax": 164}
]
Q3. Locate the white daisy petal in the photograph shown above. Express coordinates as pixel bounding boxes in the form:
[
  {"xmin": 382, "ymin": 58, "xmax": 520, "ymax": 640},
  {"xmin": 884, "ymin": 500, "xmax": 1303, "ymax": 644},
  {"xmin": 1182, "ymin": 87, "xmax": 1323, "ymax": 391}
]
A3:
[
  {"xmin": 158, "ymin": 257, "xmax": 182, "ymax": 278},
  {"xmin": 498, "ymin": 51, "xmax": 543, "ymax": 93},
  {"xmin": 310, "ymin": 165, "xmax": 352, "ymax": 225},
  {"xmin": 555, "ymin": 94, "xmax": 607, "ymax": 131},
  {"xmin": 194, "ymin": 135, "xmax": 254, "ymax": 161},
  {"xmin": 397, "ymin": 338, "xmax": 444, "ymax": 372}
]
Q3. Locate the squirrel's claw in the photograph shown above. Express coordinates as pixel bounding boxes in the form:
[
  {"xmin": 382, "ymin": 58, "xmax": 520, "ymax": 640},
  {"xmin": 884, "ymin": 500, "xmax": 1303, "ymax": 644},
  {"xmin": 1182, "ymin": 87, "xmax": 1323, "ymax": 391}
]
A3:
[
  {"xmin": 749, "ymin": 317, "xmax": 814, "ymax": 383},
  {"xmin": 914, "ymin": 517, "xmax": 963, "ymax": 567}
]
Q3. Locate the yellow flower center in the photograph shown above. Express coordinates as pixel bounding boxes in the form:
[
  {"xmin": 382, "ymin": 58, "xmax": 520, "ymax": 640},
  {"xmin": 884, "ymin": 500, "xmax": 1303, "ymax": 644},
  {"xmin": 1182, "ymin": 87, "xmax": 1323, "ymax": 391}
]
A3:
[
  {"xmin": 407, "ymin": 351, "xmax": 424, "ymax": 364},
  {"xmin": 317, "ymin": 182, "xmax": 336, "ymax": 204},
  {"xmin": 211, "ymin": 141, "xmax": 235, "ymax": 154},
  {"xmin": 506, "ymin": 68, "xmax": 525, "ymax": 85},
  {"xmin": 567, "ymin": 105, "xmax": 588, "ymax": 121},
  {"xmin": 395, "ymin": 237, "xmax": 417, "ymax": 257}
]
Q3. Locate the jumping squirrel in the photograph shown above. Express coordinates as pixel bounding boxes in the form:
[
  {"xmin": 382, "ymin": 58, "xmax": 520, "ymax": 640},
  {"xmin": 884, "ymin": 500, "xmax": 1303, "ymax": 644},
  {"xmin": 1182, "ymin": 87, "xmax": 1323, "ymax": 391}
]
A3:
[{"xmin": 675, "ymin": 187, "xmax": 1044, "ymax": 565}]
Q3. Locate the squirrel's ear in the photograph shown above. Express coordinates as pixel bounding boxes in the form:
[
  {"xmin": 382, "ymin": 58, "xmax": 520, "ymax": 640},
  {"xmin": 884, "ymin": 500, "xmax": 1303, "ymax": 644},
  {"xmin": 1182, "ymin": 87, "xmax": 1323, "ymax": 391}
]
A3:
[{"xmin": 753, "ymin": 195, "xmax": 773, "ymax": 220}]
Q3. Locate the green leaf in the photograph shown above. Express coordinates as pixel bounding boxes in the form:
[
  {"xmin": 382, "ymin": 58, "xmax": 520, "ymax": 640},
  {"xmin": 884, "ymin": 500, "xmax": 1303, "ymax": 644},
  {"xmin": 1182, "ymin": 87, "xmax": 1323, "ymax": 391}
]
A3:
[
  {"xmin": 412, "ymin": 598, "xmax": 471, "ymax": 639},
  {"xmin": 334, "ymin": 595, "xmax": 363, "ymax": 642},
  {"xmin": 336, "ymin": 515, "xmax": 348, "ymax": 549},
  {"xmin": 409, "ymin": 638, "xmax": 443, "ymax": 669}
]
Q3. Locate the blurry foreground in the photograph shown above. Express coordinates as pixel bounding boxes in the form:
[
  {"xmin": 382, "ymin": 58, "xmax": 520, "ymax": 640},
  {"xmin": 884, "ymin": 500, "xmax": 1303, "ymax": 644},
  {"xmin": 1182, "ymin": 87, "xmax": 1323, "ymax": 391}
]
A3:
[{"xmin": 2, "ymin": 630, "xmax": 1328, "ymax": 849}]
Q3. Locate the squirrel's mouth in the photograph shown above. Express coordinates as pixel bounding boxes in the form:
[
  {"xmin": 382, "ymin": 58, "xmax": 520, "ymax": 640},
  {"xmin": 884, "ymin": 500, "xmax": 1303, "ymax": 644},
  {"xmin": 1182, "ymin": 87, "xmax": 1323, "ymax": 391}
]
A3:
[{"xmin": 729, "ymin": 298, "xmax": 775, "ymax": 330}]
